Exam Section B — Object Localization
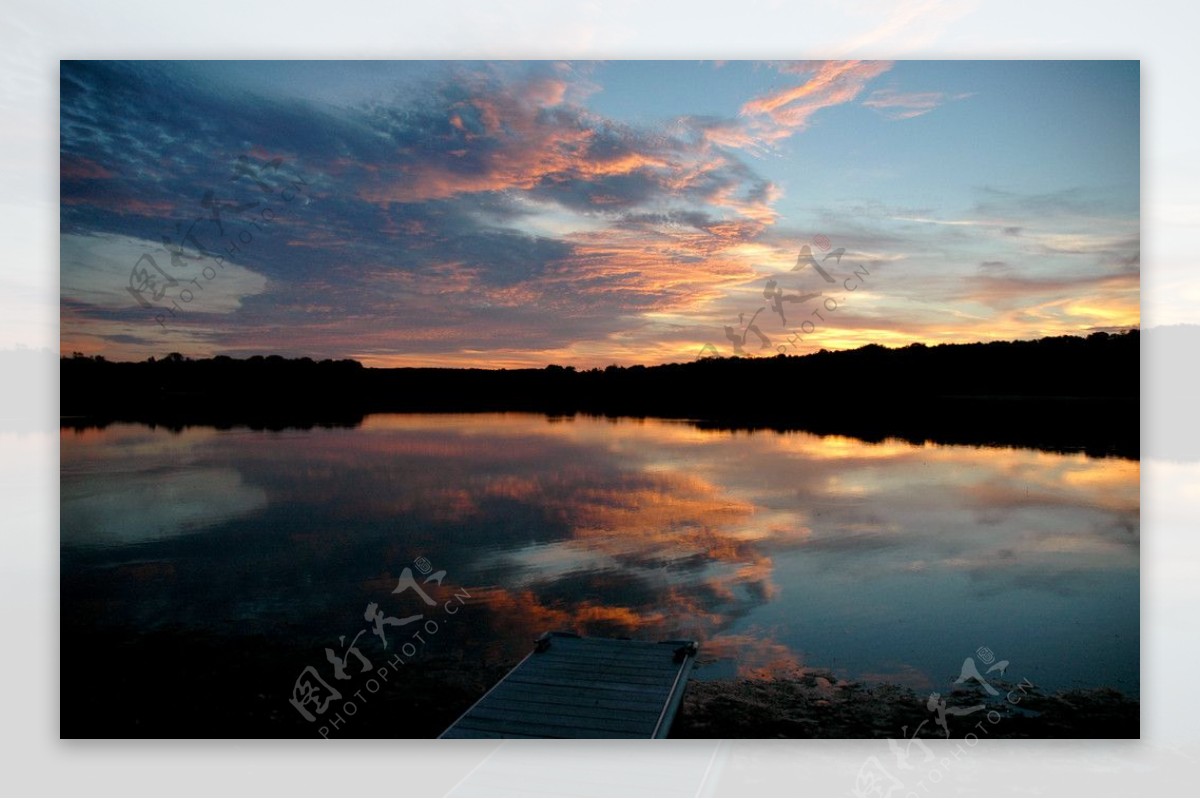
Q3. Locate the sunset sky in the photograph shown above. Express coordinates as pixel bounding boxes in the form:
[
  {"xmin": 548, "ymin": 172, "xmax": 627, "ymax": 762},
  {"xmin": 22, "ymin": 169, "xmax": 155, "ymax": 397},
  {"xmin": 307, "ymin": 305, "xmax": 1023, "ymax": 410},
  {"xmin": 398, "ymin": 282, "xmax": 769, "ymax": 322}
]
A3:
[{"xmin": 60, "ymin": 60, "xmax": 1139, "ymax": 368}]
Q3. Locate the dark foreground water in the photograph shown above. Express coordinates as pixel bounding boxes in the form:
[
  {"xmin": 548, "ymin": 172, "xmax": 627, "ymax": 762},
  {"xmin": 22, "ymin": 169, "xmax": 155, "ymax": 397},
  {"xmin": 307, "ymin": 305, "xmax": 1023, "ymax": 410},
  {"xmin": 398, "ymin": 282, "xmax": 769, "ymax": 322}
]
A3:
[{"xmin": 60, "ymin": 414, "xmax": 1138, "ymax": 737}]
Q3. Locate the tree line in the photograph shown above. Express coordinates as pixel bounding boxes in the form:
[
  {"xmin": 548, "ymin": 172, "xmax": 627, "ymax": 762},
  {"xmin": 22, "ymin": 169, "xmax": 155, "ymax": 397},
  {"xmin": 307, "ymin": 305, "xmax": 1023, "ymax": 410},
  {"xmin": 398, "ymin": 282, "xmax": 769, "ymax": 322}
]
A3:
[{"xmin": 61, "ymin": 331, "xmax": 1139, "ymax": 458}]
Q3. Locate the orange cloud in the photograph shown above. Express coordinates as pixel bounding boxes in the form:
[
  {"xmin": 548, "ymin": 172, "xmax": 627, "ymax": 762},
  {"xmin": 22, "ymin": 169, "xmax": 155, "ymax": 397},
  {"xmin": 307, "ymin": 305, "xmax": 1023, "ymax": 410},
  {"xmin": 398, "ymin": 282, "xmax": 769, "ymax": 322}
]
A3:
[
  {"xmin": 705, "ymin": 633, "xmax": 806, "ymax": 680},
  {"xmin": 738, "ymin": 61, "xmax": 893, "ymax": 145}
]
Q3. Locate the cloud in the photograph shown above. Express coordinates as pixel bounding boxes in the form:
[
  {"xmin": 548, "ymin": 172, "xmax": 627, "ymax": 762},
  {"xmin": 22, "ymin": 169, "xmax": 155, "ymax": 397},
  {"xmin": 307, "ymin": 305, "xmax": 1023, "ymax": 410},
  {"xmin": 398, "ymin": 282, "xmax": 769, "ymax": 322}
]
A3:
[
  {"xmin": 60, "ymin": 154, "xmax": 114, "ymax": 180},
  {"xmin": 737, "ymin": 61, "xmax": 893, "ymax": 145},
  {"xmin": 861, "ymin": 88, "xmax": 973, "ymax": 120},
  {"xmin": 61, "ymin": 231, "xmax": 268, "ymax": 315},
  {"xmin": 60, "ymin": 61, "xmax": 807, "ymax": 363},
  {"xmin": 60, "ymin": 464, "xmax": 267, "ymax": 546},
  {"xmin": 58, "ymin": 62, "xmax": 1139, "ymax": 367}
]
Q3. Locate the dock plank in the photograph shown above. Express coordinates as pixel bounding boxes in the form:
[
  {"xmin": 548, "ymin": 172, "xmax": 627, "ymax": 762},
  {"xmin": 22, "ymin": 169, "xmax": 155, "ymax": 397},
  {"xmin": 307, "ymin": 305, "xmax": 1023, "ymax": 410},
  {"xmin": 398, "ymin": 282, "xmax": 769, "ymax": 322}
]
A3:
[
  {"xmin": 479, "ymin": 697, "xmax": 662, "ymax": 723},
  {"xmin": 527, "ymin": 653, "xmax": 675, "ymax": 667},
  {"xmin": 483, "ymin": 686, "xmax": 667, "ymax": 713},
  {"xmin": 463, "ymin": 706, "xmax": 656, "ymax": 735},
  {"xmin": 440, "ymin": 632, "xmax": 697, "ymax": 739},
  {"xmin": 500, "ymin": 673, "xmax": 673, "ymax": 691},
  {"xmin": 529, "ymin": 650, "xmax": 681, "ymax": 668},
  {"xmin": 511, "ymin": 665, "xmax": 681, "ymax": 685}
]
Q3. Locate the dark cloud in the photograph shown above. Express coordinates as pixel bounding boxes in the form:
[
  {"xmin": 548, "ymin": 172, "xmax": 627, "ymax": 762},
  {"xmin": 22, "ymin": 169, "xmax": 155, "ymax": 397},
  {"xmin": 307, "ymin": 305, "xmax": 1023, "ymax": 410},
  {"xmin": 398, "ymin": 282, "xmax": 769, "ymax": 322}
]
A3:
[{"xmin": 61, "ymin": 61, "xmax": 791, "ymax": 362}]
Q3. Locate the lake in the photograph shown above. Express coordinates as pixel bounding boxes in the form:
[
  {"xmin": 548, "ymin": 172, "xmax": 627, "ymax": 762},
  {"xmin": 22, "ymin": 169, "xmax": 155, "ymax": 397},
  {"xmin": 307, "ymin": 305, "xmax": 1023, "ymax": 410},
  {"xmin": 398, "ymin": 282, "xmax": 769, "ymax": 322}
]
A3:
[{"xmin": 60, "ymin": 413, "xmax": 1139, "ymax": 735}]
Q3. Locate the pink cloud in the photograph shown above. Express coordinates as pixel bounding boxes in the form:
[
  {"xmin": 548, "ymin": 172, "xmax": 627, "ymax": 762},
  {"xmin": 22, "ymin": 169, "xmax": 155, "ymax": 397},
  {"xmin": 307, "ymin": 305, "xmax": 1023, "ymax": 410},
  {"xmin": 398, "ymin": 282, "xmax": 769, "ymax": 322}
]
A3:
[
  {"xmin": 862, "ymin": 88, "xmax": 974, "ymax": 120},
  {"xmin": 737, "ymin": 61, "xmax": 894, "ymax": 145},
  {"xmin": 60, "ymin": 154, "xmax": 115, "ymax": 180},
  {"xmin": 356, "ymin": 76, "xmax": 599, "ymax": 204}
]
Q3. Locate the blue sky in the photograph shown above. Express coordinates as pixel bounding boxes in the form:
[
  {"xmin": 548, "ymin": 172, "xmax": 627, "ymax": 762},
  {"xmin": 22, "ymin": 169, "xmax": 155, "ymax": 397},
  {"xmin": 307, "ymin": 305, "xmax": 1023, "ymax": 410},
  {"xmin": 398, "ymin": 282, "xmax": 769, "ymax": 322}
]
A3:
[{"xmin": 60, "ymin": 60, "xmax": 1139, "ymax": 367}]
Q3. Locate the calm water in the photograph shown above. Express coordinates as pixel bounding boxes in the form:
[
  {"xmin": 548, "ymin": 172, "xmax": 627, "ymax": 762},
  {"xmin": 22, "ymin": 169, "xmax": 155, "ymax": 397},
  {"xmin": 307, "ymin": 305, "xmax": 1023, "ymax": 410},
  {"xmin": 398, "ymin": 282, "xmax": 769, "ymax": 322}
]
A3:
[{"xmin": 61, "ymin": 413, "xmax": 1139, "ymax": 727}]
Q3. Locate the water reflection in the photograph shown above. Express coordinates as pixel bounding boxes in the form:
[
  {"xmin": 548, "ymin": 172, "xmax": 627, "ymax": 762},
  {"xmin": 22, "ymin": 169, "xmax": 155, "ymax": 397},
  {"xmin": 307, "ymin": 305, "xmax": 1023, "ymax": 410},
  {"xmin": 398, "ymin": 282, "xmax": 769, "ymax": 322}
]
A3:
[{"xmin": 60, "ymin": 414, "xmax": 1139, "ymax": 713}]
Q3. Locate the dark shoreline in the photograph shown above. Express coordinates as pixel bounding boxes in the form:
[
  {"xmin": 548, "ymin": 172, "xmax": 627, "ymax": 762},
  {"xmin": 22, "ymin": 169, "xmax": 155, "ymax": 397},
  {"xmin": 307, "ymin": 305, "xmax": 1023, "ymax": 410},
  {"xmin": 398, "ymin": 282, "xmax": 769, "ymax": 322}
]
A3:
[
  {"xmin": 60, "ymin": 331, "xmax": 1139, "ymax": 459},
  {"xmin": 59, "ymin": 624, "xmax": 1138, "ymax": 739},
  {"xmin": 673, "ymin": 670, "xmax": 1138, "ymax": 739},
  {"xmin": 60, "ymin": 397, "xmax": 1138, "ymax": 461}
]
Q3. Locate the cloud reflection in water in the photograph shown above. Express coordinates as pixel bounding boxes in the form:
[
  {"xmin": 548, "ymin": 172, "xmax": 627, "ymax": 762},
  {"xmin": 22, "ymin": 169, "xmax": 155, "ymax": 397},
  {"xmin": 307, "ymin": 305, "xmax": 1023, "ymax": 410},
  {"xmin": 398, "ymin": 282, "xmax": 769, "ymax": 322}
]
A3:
[{"xmin": 60, "ymin": 413, "xmax": 1138, "ymax": 693}]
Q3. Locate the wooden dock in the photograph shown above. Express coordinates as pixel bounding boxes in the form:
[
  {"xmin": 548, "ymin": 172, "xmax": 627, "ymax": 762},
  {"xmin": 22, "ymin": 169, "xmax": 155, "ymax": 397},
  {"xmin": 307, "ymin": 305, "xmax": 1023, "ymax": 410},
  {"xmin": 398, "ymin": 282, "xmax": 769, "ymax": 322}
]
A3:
[{"xmin": 440, "ymin": 632, "xmax": 698, "ymax": 739}]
